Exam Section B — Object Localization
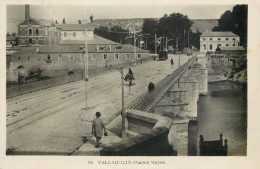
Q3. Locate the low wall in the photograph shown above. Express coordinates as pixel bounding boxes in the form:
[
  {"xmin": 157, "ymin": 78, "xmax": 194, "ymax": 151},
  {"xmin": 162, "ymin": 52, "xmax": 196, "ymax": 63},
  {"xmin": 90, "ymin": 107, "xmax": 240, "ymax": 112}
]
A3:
[
  {"xmin": 100, "ymin": 109, "xmax": 174, "ymax": 156},
  {"xmin": 6, "ymin": 73, "xmax": 83, "ymax": 98}
]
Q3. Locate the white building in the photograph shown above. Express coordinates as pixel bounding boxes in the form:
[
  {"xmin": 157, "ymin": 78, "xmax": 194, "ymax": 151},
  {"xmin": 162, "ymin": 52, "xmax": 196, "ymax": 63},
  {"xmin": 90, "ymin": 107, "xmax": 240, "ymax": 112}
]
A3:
[
  {"xmin": 200, "ymin": 32, "xmax": 240, "ymax": 52},
  {"xmin": 55, "ymin": 24, "xmax": 94, "ymax": 41}
]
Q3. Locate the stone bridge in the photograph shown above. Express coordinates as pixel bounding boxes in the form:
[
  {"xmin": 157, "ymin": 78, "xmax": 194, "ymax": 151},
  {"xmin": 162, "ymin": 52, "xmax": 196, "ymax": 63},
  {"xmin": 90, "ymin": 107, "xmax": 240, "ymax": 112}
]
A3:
[{"xmin": 73, "ymin": 54, "xmax": 208, "ymax": 156}]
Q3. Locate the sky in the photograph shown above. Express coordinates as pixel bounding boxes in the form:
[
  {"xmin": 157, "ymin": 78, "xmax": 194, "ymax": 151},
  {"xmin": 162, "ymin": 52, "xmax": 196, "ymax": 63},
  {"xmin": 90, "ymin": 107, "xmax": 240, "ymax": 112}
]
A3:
[{"xmin": 6, "ymin": 4, "xmax": 235, "ymax": 33}]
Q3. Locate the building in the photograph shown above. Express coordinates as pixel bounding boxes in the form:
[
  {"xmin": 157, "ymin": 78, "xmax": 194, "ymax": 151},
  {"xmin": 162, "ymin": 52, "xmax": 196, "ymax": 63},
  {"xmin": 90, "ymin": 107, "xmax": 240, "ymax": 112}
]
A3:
[
  {"xmin": 8, "ymin": 39, "xmax": 150, "ymax": 83},
  {"xmin": 55, "ymin": 24, "xmax": 93, "ymax": 41},
  {"xmin": 17, "ymin": 5, "xmax": 61, "ymax": 46},
  {"xmin": 6, "ymin": 36, "xmax": 18, "ymax": 47},
  {"xmin": 200, "ymin": 31, "xmax": 240, "ymax": 52},
  {"xmin": 216, "ymin": 46, "xmax": 246, "ymax": 57}
]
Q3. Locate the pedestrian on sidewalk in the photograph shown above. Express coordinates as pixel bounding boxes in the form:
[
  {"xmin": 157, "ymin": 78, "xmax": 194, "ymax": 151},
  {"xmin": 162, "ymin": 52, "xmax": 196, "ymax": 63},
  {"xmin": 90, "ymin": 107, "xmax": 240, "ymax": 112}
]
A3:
[
  {"xmin": 170, "ymin": 58, "xmax": 174, "ymax": 66},
  {"xmin": 92, "ymin": 112, "xmax": 107, "ymax": 148}
]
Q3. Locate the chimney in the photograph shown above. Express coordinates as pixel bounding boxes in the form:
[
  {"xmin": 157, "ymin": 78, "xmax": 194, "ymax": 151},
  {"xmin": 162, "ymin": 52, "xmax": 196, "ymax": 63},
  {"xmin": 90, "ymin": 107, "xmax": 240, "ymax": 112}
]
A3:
[
  {"xmin": 109, "ymin": 42, "xmax": 112, "ymax": 51},
  {"xmin": 97, "ymin": 43, "xmax": 99, "ymax": 52},
  {"xmin": 25, "ymin": 5, "xmax": 30, "ymax": 20}
]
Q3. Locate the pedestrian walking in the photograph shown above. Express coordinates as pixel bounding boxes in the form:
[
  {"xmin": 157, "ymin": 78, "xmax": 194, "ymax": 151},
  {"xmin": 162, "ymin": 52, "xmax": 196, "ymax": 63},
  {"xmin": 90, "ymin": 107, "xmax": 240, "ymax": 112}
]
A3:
[
  {"xmin": 92, "ymin": 112, "xmax": 107, "ymax": 148},
  {"xmin": 170, "ymin": 58, "xmax": 174, "ymax": 66}
]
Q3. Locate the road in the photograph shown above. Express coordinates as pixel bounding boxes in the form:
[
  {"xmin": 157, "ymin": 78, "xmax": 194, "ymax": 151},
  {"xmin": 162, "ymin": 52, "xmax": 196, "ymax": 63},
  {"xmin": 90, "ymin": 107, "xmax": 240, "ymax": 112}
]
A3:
[{"xmin": 6, "ymin": 54, "xmax": 190, "ymax": 154}]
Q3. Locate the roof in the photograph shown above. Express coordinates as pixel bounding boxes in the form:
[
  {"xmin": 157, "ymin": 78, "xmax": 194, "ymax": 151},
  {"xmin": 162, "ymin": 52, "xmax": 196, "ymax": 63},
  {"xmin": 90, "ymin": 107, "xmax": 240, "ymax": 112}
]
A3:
[
  {"xmin": 6, "ymin": 36, "xmax": 18, "ymax": 41},
  {"xmin": 17, "ymin": 18, "xmax": 54, "ymax": 27},
  {"xmin": 38, "ymin": 44, "xmax": 149, "ymax": 54},
  {"xmin": 11, "ymin": 47, "xmax": 37, "ymax": 56},
  {"xmin": 218, "ymin": 46, "xmax": 245, "ymax": 51},
  {"xmin": 55, "ymin": 24, "xmax": 94, "ymax": 31},
  {"xmin": 201, "ymin": 31, "xmax": 239, "ymax": 37},
  {"xmin": 59, "ymin": 35, "xmax": 119, "ymax": 45}
]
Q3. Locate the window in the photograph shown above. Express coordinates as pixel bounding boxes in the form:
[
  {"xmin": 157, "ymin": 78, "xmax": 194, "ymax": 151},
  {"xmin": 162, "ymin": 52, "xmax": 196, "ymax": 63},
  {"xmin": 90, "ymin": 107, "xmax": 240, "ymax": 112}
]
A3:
[
  {"xmin": 126, "ymin": 53, "xmax": 130, "ymax": 60},
  {"xmin": 47, "ymin": 55, "xmax": 51, "ymax": 60},
  {"xmin": 69, "ymin": 54, "xmax": 74, "ymax": 60},
  {"xmin": 80, "ymin": 54, "xmax": 85, "ymax": 60},
  {"xmin": 58, "ymin": 54, "xmax": 62, "ymax": 61},
  {"xmin": 103, "ymin": 54, "xmax": 108, "ymax": 60},
  {"xmin": 218, "ymin": 38, "xmax": 221, "ymax": 40},
  {"xmin": 29, "ymin": 38, "xmax": 32, "ymax": 44},
  {"xmin": 73, "ymin": 32, "xmax": 76, "ymax": 37},
  {"xmin": 116, "ymin": 45, "xmax": 123, "ymax": 49},
  {"xmin": 28, "ymin": 57, "xmax": 30, "ymax": 60},
  {"xmin": 29, "ymin": 29, "xmax": 32, "ymax": 35},
  {"xmin": 202, "ymin": 38, "xmax": 206, "ymax": 40},
  {"xmin": 226, "ymin": 44, "xmax": 229, "ymax": 46},
  {"xmin": 232, "ymin": 38, "xmax": 235, "ymax": 40},
  {"xmin": 226, "ymin": 38, "xmax": 229, "ymax": 40},
  {"xmin": 203, "ymin": 45, "xmax": 206, "ymax": 50},
  {"xmin": 233, "ymin": 44, "xmax": 235, "ymax": 46},
  {"xmin": 18, "ymin": 57, "xmax": 21, "ymax": 60},
  {"xmin": 100, "ymin": 46, "xmax": 105, "ymax": 51},
  {"xmin": 92, "ymin": 54, "xmax": 96, "ymax": 60},
  {"xmin": 36, "ymin": 29, "xmax": 39, "ymax": 35},
  {"xmin": 217, "ymin": 44, "xmax": 221, "ymax": 47},
  {"xmin": 64, "ymin": 32, "xmax": 67, "ymax": 37},
  {"xmin": 209, "ymin": 44, "xmax": 213, "ymax": 50},
  {"xmin": 114, "ymin": 54, "xmax": 119, "ymax": 60},
  {"xmin": 137, "ymin": 54, "xmax": 142, "ymax": 59},
  {"xmin": 209, "ymin": 38, "xmax": 212, "ymax": 40}
]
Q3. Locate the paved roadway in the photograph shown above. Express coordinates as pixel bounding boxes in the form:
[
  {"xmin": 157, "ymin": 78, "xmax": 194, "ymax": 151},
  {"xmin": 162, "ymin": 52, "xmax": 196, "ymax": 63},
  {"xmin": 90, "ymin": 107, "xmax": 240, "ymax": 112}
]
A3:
[{"xmin": 6, "ymin": 54, "xmax": 190, "ymax": 154}]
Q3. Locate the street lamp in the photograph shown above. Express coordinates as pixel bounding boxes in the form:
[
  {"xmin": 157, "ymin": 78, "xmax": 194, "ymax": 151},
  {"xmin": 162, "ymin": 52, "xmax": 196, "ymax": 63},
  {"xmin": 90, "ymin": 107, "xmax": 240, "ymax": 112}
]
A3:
[
  {"xmin": 84, "ymin": 27, "xmax": 89, "ymax": 116},
  {"xmin": 133, "ymin": 29, "xmax": 150, "ymax": 65}
]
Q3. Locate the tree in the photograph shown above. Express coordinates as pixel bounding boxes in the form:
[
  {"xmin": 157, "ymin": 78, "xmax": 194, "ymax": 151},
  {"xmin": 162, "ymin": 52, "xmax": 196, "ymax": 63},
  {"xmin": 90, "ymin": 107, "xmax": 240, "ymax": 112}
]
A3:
[
  {"xmin": 90, "ymin": 15, "xmax": 94, "ymax": 22},
  {"xmin": 11, "ymin": 32, "xmax": 16, "ymax": 36},
  {"xmin": 62, "ymin": 18, "xmax": 66, "ymax": 24},
  {"xmin": 212, "ymin": 5, "xmax": 247, "ymax": 47},
  {"xmin": 142, "ymin": 13, "xmax": 200, "ymax": 51},
  {"xmin": 6, "ymin": 32, "xmax": 11, "ymax": 36},
  {"xmin": 94, "ymin": 26, "xmax": 129, "ymax": 44},
  {"xmin": 55, "ymin": 20, "xmax": 58, "ymax": 24}
]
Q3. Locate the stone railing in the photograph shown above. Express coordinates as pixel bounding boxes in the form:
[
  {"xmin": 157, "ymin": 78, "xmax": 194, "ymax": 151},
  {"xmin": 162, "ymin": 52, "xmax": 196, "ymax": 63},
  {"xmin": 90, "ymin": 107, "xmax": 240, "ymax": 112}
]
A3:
[{"xmin": 100, "ymin": 109, "xmax": 174, "ymax": 156}]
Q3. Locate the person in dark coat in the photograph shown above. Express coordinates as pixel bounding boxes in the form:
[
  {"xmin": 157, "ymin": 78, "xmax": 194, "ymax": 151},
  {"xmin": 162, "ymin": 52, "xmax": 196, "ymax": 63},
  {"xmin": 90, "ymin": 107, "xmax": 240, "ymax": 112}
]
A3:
[
  {"xmin": 170, "ymin": 58, "xmax": 174, "ymax": 66},
  {"xmin": 128, "ymin": 68, "xmax": 133, "ymax": 77},
  {"xmin": 148, "ymin": 82, "xmax": 155, "ymax": 92},
  {"xmin": 92, "ymin": 112, "xmax": 107, "ymax": 148}
]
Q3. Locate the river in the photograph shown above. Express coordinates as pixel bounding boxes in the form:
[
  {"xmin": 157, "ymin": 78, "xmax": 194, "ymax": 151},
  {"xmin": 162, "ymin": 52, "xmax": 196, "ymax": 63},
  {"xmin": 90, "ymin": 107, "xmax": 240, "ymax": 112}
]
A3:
[{"xmin": 198, "ymin": 80, "xmax": 247, "ymax": 156}]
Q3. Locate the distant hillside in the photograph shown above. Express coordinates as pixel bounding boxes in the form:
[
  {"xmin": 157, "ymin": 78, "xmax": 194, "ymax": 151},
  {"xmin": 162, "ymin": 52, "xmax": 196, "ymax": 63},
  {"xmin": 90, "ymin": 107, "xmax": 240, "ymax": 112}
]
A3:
[
  {"xmin": 191, "ymin": 19, "xmax": 219, "ymax": 33},
  {"xmin": 87, "ymin": 18, "xmax": 219, "ymax": 33}
]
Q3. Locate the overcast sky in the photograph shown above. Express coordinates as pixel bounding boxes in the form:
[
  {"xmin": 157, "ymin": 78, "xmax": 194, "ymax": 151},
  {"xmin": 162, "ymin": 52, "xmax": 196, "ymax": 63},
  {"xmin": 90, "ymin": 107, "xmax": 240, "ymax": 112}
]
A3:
[{"xmin": 7, "ymin": 4, "xmax": 235, "ymax": 32}]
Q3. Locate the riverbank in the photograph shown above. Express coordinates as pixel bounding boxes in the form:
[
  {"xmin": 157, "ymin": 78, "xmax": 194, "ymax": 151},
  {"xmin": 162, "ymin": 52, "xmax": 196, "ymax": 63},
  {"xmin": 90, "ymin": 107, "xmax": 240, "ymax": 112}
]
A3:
[{"xmin": 207, "ymin": 57, "xmax": 247, "ymax": 84}]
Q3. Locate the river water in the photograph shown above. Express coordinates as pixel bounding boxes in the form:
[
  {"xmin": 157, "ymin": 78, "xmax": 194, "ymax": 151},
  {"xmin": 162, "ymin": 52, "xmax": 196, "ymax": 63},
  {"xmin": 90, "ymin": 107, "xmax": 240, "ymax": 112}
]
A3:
[{"xmin": 198, "ymin": 80, "xmax": 247, "ymax": 156}]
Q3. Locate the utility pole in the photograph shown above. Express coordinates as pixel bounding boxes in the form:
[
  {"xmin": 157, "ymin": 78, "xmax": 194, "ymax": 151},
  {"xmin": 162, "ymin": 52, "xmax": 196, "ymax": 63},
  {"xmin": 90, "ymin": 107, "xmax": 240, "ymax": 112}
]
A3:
[
  {"xmin": 84, "ymin": 26, "xmax": 89, "ymax": 116},
  {"xmin": 133, "ymin": 29, "xmax": 136, "ymax": 65},
  {"xmin": 177, "ymin": 37, "xmax": 180, "ymax": 87},
  {"xmin": 154, "ymin": 34, "xmax": 157, "ymax": 54},
  {"xmin": 188, "ymin": 29, "xmax": 189, "ymax": 49},
  {"xmin": 166, "ymin": 37, "xmax": 168, "ymax": 50},
  {"xmin": 120, "ymin": 68, "xmax": 126, "ymax": 138}
]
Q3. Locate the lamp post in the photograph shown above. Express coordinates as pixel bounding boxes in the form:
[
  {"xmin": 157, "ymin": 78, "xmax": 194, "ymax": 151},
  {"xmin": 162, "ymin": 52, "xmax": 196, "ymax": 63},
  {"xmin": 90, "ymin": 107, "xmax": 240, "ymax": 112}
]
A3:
[
  {"xmin": 119, "ymin": 67, "xmax": 126, "ymax": 138},
  {"xmin": 133, "ymin": 29, "xmax": 150, "ymax": 65},
  {"xmin": 84, "ymin": 27, "xmax": 89, "ymax": 115}
]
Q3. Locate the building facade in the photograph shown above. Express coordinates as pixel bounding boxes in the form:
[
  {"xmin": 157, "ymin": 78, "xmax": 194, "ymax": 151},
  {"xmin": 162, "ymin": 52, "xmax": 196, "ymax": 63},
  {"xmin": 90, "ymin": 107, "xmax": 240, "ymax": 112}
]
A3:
[
  {"xmin": 8, "ymin": 42, "xmax": 150, "ymax": 83},
  {"xmin": 55, "ymin": 24, "xmax": 93, "ymax": 41},
  {"xmin": 17, "ymin": 18, "xmax": 61, "ymax": 46},
  {"xmin": 200, "ymin": 32, "xmax": 240, "ymax": 52}
]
